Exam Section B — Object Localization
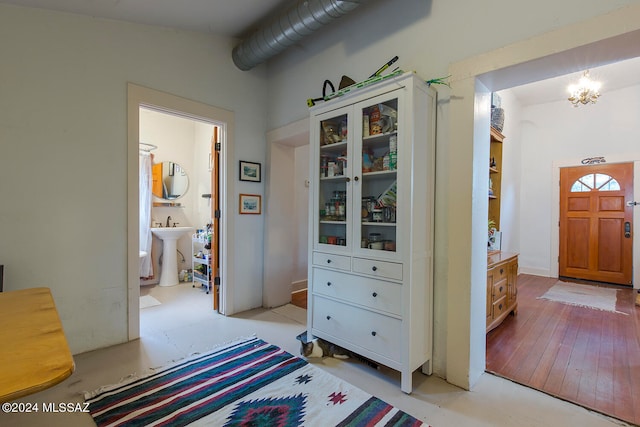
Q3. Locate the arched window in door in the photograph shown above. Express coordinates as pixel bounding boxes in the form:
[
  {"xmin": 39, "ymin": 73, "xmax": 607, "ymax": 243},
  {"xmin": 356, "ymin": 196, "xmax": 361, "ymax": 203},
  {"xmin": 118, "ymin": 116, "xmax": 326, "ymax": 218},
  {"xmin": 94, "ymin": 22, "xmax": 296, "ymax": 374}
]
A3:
[{"xmin": 570, "ymin": 173, "xmax": 621, "ymax": 192}]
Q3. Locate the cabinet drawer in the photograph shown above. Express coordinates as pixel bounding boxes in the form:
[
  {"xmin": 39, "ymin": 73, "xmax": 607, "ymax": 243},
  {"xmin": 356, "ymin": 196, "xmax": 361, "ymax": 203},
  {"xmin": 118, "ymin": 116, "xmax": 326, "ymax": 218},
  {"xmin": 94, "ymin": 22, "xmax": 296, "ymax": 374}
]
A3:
[
  {"xmin": 313, "ymin": 252, "xmax": 350, "ymax": 271},
  {"xmin": 492, "ymin": 278, "xmax": 507, "ymax": 302},
  {"xmin": 352, "ymin": 257, "xmax": 402, "ymax": 281},
  {"xmin": 492, "ymin": 295, "xmax": 508, "ymax": 319},
  {"xmin": 489, "ymin": 262, "xmax": 508, "ymax": 283},
  {"xmin": 312, "ymin": 296, "xmax": 401, "ymax": 362},
  {"xmin": 312, "ymin": 268, "xmax": 402, "ymax": 316}
]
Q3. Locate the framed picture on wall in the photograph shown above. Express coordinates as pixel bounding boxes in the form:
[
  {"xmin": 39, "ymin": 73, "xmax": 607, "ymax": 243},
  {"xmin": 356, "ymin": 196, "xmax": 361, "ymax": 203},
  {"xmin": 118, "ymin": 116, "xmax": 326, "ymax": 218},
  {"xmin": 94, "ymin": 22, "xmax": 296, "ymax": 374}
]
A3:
[
  {"xmin": 239, "ymin": 194, "xmax": 261, "ymax": 214},
  {"xmin": 239, "ymin": 161, "xmax": 261, "ymax": 182}
]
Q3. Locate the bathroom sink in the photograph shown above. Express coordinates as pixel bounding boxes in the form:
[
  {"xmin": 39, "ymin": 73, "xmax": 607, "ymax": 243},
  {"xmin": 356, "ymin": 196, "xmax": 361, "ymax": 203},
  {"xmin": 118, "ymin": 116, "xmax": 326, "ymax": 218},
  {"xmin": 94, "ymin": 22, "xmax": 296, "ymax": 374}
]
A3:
[
  {"xmin": 151, "ymin": 226, "xmax": 194, "ymax": 240},
  {"xmin": 151, "ymin": 227, "xmax": 193, "ymax": 286}
]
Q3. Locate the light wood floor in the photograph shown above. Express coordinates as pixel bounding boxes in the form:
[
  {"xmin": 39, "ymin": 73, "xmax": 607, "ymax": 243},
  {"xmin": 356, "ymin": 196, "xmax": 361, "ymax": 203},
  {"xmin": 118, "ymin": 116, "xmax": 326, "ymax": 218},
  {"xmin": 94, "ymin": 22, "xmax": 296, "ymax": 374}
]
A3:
[{"xmin": 487, "ymin": 274, "xmax": 640, "ymax": 426}]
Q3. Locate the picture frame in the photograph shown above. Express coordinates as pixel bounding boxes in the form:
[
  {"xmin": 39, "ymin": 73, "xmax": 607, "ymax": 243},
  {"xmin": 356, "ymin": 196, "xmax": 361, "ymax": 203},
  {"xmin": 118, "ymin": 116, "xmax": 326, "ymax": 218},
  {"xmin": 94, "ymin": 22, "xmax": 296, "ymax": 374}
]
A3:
[
  {"xmin": 239, "ymin": 194, "xmax": 261, "ymax": 214},
  {"xmin": 239, "ymin": 161, "xmax": 261, "ymax": 182}
]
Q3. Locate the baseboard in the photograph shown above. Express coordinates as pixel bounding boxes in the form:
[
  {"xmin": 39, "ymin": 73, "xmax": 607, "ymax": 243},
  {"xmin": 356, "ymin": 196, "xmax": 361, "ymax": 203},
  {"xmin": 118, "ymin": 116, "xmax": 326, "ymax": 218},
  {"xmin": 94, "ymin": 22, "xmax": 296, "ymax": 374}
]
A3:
[
  {"xmin": 519, "ymin": 267, "xmax": 553, "ymax": 278},
  {"xmin": 291, "ymin": 279, "xmax": 307, "ymax": 292}
]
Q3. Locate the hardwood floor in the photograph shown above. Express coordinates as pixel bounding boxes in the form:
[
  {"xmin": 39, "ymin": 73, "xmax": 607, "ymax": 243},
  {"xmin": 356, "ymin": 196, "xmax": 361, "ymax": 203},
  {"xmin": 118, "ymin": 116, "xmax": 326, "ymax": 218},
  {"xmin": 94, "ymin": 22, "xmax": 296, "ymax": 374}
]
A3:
[
  {"xmin": 291, "ymin": 288, "xmax": 307, "ymax": 309},
  {"xmin": 487, "ymin": 274, "xmax": 640, "ymax": 425}
]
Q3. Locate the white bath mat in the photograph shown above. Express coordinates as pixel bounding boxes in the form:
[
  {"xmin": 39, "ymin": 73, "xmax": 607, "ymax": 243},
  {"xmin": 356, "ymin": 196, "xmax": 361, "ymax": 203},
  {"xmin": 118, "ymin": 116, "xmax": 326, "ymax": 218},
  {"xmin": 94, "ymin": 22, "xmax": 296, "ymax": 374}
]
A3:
[
  {"xmin": 537, "ymin": 281, "xmax": 627, "ymax": 315},
  {"xmin": 140, "ymin": 295, "xmax": 161, "ymax": 309}
]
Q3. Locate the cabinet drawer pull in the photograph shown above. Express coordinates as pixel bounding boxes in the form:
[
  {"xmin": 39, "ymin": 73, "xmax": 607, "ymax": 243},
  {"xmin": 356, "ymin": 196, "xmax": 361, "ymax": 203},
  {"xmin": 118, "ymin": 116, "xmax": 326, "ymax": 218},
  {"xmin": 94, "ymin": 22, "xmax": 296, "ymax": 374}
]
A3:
[
  {"xmin": 498, "ymin": 303, "xmax": 503, "ymax": 310},
  {"xmin": 372, "ymin": 292, "xmax": 378, "ymax": 297},
  {"xmin": 346, "ymin": 177, "xmax": 351, "ymax": 182},
  {"xmin": 372, "ymin": 266, "xmax": 377, "ymax": 272},
  {"xmin": 354, "ymin": 176, "xmax": 359, "ymax": 182},
  {"xmin": 499, "ymin": 268, "xmax": 504, "ymax": 274},
  {"xmin": 327, "ymin": 282, "xmax": 332, "ymax": 287},
  {"xmin": 327, "ymin": 259, "xmax": 332, "ymax": 264},
  {"xmin": 371, "ymin": 331, "xmax": 377, "ymax": 336},
  {"xmin": 326, "ymin": 315, "xmax": 331, "ymax": 320},
  {"xmin": 499, "ymin": 286, "xmax": 503, "ymax": 293}
]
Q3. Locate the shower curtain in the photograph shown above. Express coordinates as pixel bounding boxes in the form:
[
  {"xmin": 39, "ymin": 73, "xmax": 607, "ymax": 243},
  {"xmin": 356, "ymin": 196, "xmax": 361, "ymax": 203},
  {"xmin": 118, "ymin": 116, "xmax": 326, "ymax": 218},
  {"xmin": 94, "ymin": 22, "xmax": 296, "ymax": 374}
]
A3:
[{"xmin": 139, "ymin": 151, "xmax": 154, "ymax": 278}]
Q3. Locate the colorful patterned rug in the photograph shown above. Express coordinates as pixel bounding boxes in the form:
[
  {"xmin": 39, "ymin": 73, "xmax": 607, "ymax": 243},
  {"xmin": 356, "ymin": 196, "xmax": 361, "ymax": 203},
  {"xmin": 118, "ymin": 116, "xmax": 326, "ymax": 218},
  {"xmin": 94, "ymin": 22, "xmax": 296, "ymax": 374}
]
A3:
[{"xmin": 84, "ymin": 337, "xmax": 425, "ymax": 427}]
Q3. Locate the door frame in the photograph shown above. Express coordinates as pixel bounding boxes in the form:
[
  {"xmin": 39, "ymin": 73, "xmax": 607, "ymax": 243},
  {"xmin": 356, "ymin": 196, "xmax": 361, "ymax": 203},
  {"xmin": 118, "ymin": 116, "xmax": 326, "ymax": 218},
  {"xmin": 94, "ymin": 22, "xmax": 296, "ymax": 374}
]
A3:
[
  {"xmin": 551, "ymin": 155, "xmax": 640, "ymax": 289},
  {"xmin": 127, "ymin": 83, "xmax": 235, "ymax": 340}
]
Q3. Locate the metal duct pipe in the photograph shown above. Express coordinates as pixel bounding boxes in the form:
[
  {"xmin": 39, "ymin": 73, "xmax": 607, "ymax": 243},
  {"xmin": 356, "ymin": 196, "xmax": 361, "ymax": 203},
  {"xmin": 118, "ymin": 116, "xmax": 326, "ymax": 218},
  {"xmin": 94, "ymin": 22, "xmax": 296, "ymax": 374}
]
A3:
[{"xmin": 232, "ymin": 0, "xmax": 367, "ymax": 71}]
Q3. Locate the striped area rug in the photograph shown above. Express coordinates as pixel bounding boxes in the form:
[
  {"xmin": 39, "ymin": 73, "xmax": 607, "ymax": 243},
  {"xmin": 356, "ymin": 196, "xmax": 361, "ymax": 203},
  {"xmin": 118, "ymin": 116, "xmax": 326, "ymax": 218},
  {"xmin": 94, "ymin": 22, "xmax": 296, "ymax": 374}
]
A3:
[{"xmin": 85, "ymin": 337, "xmax": 426, "ymax": 427}]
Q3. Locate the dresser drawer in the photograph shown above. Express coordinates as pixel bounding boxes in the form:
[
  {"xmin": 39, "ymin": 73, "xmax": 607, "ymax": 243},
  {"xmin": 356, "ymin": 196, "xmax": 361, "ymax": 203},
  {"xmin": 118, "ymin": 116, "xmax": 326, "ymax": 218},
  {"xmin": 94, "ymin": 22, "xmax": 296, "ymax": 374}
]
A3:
[
  {"xmin": 492, "ymin": 294, "xmax": 508, "ymax": 319},
  {"xmin": 311, "ymin": 296, "xmax": 401, "ymax": 362},
  {"xmin": 313, "ymin": 252, "xmax": 350, "ymax": 271},
  {"xmin": 352, "ymin": 257, "xmax": 402, "ymax": 281},
  {"xmin": 488, "ymin": 262, "xmax": 508, "ymax": 283},
  {"xmin": 492, "ymin": 278, "xmax": 507, "ymax": 302},
  {"xmin": 312, "ymin": 268, "xmax": 402, "ymax": 316}
]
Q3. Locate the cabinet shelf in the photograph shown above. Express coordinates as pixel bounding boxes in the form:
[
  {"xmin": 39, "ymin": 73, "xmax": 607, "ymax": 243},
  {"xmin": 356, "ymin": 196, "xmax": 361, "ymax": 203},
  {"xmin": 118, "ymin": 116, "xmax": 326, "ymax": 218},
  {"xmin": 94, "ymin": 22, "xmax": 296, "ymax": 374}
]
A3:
[
  {"xmin": 362, "ymin": 221, "xmax": 396, "ymax": 227},
  {"xmin": 192, "ymin": 235, "xmax": 212, "ymax": 294},
  {"xmin": 320, "ymin": 140, "xmax": 347, "ymax": 151},
  {"xmin": 320, "ymin": 175, "xmax": 347, "ymax": 181},
  {"xmin": 192, "ymin": 257, "xmax": 209, "ymax": 265},
  {"xmin": 362, "ymin": 170, "xmax": 397, "ymax": 179},
  {"xmin": 363, "ymin": 131, "xmax": 397, "ymax": 143}
]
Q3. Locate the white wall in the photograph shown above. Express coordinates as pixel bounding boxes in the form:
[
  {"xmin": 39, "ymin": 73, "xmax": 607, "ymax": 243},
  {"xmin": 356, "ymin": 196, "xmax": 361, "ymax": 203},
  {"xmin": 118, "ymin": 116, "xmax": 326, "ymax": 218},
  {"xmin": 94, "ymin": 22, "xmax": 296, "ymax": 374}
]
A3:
[
  {"xmin": 505, "ymin": 83, "xmax": 640, "ymax": 276},
  {"xmin": 293, "ymin": 145, "xmax": 310, "ymax": 285},
  {"xmin": 193, "ymin": 122, "xmax": 215, "ymax": 228},
  {"xmin": 495, "ymin": 90, "xmax": 523, "ymax": 254},
  {"xmin": 262, "ymin": 119, "xmax": 309, "ymax": 307},
  {"xmin": 0, "ymin": 4, "xmax": 268, "ymax": 354}
]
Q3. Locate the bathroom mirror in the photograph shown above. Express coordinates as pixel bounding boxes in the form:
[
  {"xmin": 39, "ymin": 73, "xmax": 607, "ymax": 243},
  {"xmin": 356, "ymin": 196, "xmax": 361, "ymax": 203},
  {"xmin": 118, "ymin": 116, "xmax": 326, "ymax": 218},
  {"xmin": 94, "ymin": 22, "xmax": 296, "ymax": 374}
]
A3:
[{"xmin": 152, "ymin": 161, "xmax": 189, "ymax": 200}]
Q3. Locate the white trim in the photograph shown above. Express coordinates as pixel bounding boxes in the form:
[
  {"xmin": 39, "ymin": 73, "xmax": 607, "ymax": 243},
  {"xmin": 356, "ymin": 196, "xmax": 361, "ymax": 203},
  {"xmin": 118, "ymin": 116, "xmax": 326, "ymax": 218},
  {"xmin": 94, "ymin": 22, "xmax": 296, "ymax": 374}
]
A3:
[{"xmin": 127, "ymin": 83, "xmax": 235, "ymax": 339}]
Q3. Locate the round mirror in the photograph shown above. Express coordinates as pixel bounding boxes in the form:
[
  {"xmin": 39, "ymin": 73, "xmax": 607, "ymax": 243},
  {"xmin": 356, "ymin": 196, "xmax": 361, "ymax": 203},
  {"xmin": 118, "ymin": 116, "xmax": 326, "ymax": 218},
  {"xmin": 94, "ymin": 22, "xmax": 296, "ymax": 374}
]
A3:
[{"xmin": 152, "ymin": 161, "xmax": 189, "ymax": 200}]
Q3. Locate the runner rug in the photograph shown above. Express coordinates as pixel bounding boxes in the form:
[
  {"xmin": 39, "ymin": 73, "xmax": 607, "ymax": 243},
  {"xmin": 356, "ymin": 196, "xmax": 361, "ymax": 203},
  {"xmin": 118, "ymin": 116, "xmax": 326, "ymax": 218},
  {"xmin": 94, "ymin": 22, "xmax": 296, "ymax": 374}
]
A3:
[
  {"xmin": 537, "ymin": 281, "xmax": 627, "ymax": 315},
  {"xmin": 84, "ymin": 336, "xmax": 426, "ymax": 427}
]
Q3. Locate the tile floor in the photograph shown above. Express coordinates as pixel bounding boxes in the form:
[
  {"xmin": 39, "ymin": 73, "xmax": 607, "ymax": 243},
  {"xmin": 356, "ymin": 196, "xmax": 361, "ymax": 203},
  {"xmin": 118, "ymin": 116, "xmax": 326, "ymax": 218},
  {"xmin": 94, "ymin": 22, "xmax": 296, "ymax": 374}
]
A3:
[{"xmin": 0, "ymin": 282, "xmax": 629, "ymax": 426}]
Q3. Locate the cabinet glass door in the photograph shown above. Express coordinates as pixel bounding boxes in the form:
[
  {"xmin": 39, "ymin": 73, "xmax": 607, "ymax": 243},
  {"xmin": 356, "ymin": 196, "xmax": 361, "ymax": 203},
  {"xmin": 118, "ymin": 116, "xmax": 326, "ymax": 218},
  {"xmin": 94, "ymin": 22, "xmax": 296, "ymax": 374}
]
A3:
[
  {"xmin": 358, "ymin": 96, "xmax": 399, "ymax": 253},
  {"xmin": 316, "ymin": 111, "xmax": 350, "ymax": 248}
]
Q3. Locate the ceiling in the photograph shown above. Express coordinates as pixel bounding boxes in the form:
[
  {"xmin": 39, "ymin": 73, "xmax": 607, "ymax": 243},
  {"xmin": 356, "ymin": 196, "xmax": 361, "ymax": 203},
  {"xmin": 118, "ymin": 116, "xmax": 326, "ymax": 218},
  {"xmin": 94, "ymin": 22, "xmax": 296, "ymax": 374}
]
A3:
[
  {"xmin": 0, "ymin": 0, "xmax": 288, "ymax": 37},
  {"xmin": 2, "ymin": 0, "xmax": 639, "ymax": 105},
  {"xmin": 507, "ymin": 55, "xmax": 640, "ymax": 106}
]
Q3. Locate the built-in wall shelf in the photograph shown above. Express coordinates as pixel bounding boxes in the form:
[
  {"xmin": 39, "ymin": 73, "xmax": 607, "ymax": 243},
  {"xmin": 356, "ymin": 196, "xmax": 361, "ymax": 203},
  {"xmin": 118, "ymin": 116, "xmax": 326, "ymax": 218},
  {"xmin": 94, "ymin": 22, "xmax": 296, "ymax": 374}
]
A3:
[
  {"xmin": 488, "ymin": 127, "xmax": 505, "ymax": 229},
  {"xmin": 153, "ymin": 202, "xmax": 185, "ymax": 207}
]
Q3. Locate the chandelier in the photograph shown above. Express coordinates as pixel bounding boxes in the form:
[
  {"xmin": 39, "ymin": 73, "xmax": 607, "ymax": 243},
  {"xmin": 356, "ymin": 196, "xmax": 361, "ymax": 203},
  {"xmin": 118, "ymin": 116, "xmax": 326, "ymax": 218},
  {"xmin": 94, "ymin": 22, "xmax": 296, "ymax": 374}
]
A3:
[{"xmin": 567, "ymin": 70, "xmax": 601, "ymax": 107}]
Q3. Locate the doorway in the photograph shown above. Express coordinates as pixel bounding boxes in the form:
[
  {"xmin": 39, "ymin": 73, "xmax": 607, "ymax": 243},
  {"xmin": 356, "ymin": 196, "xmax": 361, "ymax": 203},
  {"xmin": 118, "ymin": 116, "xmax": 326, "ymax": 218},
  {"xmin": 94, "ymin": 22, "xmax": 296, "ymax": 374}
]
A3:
[
  {"xmin": 559, "ymin": 162, "xmax": 633, "ymax": 285},
  {"xmin": 127, "ymin": 84, "xmax": 235, "ymax": 340},
  {"xmin": 138, "ymin": 107, "xmax": 220, "ymax": 314}
]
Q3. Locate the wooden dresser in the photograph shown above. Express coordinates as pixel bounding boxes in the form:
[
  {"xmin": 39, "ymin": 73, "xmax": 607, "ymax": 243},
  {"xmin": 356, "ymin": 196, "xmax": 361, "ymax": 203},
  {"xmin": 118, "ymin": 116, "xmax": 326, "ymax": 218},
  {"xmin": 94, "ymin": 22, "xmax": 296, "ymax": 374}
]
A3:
[{"xmin": 486, "ymin": 251, "xmax": 518, "ymax": 333}]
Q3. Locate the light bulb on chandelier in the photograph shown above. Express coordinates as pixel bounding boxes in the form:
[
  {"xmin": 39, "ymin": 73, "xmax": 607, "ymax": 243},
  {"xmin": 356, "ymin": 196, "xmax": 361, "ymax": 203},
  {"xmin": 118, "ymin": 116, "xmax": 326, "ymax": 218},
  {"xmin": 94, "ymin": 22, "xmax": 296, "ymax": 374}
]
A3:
[{"xmin": 567, "ymin": 70, "xmax": 601, "ymax": 107}]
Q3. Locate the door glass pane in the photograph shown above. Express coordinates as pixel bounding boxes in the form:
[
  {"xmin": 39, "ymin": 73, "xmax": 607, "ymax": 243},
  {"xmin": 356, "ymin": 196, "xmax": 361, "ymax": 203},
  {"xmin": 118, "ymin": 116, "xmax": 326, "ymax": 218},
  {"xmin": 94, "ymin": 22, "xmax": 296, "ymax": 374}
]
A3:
[
  {"xmin": 360, "ymin": 99, "xmax": 398, "ymax": 252},
  {"xmin": 318, "ymin": 114, "xmax": 348, "ymax": 247},
  {"xmin": 571, "ymin": 173, "xmax": 620, "ymax": 192}
]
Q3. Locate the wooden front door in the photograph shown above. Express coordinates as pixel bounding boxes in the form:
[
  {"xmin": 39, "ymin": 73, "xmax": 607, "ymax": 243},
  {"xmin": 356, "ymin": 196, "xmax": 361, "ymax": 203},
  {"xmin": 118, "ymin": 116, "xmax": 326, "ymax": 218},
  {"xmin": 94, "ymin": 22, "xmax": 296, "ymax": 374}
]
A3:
[{"xmin": 559, "ymin": 162, "xmax": 633, "ymax": 285}]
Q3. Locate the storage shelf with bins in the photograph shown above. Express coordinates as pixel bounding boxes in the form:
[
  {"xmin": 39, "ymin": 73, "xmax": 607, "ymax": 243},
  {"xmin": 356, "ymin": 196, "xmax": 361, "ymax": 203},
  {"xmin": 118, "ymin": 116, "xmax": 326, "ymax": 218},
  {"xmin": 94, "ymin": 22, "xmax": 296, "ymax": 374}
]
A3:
[
  {"xmin": 308, "ymin": 72, "xmax": 435, "ymax": 393},
  {"xmin": 192, "ymin": 233, "xmax": 212, "ymax": 293}
]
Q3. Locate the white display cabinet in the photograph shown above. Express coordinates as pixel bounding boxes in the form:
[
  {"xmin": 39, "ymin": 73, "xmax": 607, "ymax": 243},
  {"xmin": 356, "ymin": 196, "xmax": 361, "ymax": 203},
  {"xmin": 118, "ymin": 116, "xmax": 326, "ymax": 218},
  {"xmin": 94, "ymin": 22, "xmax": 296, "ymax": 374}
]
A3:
[{"xmin": 307, "ymin": 72, "xmax": 436, "ymax": 393}]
